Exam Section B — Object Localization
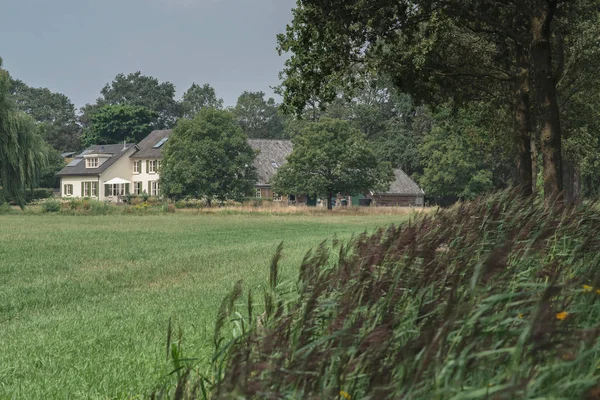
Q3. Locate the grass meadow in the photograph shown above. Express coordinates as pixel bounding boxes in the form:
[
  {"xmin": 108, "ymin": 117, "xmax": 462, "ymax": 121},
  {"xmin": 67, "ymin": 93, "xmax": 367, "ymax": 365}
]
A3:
[{"xmin": 0, "ymin": 212, "xmax": 409, "ymax": 398}]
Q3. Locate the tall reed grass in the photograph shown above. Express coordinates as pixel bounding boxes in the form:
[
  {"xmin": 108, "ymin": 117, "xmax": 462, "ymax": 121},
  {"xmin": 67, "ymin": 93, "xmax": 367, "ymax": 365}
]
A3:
[{"xmin": 158, "ymin": 190, "xmax": 600, "ymax": 399}]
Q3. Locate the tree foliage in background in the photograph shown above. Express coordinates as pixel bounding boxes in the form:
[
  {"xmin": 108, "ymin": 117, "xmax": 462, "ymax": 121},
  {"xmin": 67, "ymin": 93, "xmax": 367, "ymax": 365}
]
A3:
[
  {"xmin": 233, "ymin": 91, "xmax": 286, "ymax": 139},
  {"xmin": 272, "ymin": 118, "xmax": 394, "ymax": 210},
  {"xmin": 81, "ymin": 104, "xmax": 157, "ymax": 146},
  {"xmin": 0, "ymin": 57, "xmax": 48, "ymax": 207},
  {"xmin": 9, "ymin": 78, "xmax": 82, "ymax": 152},
  {"xmin": 181, "ymin": 83, "xmax": 223, "ymax": 118},
  {"xmin": 276, "ymin": 0, "xmax": 600, "ymax": 202},
  {"xmin": 81, "ymin": 72, "xmax": 180, "ymax": 129},
  {"xmin": 417, "ymin": 105, "xmax": 513, "ymax": 202},
  {"xmin": 160, "ymin": 109, "xmax": 258, "ymax": 204}
]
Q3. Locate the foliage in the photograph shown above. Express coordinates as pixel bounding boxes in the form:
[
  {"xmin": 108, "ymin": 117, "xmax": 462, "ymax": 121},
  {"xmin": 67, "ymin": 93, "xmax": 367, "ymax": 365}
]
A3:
[
  {"xmin": 417, "ymin": 105, "xmax": 512, "ymax": 202},
  {"xmin": 160, "ymin": 109, "xmax": 258, "ymax": 203},
  {"xmin": 40, "ymin": 198, "xmax": 61, "ymax": 213},
  {"xmin": 9, "ymin": 78, "xmax": 82, "ymax": 151},
  {"xmin": 0, "ymin": 58, "xmax": 48, "ymax": 207},
  {"xmin": 37, "ymin": 145, "xmax": 65, "ymax": 188},
  {"xmin": 171, "ymin": 190, "xmax": 600, "ymax": 399},
  {"xmin": 81, "ymin": 71, "xmax": 181, "ymax": 129},
  {"xmin": 273, "ymin": 118, "xmax": 394, "ymax": 210},
  {"xmin": 181, "ymin": 83, "xmax": 223, "ymax": 118},
  {"xmin": 233, "ymin": 91, "xmax": 286, "ymax": 139},
  {"xmin": 81, "ymin": 104, "xmax": 157, "ymax": 146}
]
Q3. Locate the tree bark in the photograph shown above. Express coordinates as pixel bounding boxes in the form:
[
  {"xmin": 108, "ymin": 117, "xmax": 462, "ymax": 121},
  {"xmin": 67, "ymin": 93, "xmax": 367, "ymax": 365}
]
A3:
[
  {"xmin": 562, "ymin": 158, "xmax": 582, "ymax": 205},
  {"xmin": 531, "ymin": 130, "xmax": 538, "ymax": 194},
  {"xmin": 514, "ymin": 45, "xmax": 533, "ymax": 196},
  {"xmin": 530, "ymin": 2, "xmax": 563, "ymax": 202},
  {"xmin": 327, "ymin": 191, "xmax": 333, "ymax": 210}
]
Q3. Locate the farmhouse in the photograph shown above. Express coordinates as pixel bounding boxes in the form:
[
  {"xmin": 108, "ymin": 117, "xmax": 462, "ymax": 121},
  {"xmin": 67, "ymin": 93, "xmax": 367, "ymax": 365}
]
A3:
[{"xmin": 57, "ymin": 130, "xmax": 424, "ymax": 206}]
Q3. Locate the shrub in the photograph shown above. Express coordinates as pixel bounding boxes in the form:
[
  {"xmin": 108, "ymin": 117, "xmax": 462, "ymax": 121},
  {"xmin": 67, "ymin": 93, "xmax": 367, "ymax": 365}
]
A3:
[
  {"xmin": 41, "ymin": 199, "xmax": 61, "ymax": 213},
  {"xmin": 164, "ymin": 190, "xmax": 600, "ymax": 399},
  {"xmin": 0, "ymin": 203, "xmax": 12, "ymax": 215}
]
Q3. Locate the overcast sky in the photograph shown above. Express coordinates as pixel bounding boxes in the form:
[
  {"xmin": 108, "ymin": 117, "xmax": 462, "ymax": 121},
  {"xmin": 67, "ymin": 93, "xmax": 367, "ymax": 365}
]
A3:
[{"xmin": 1, "ymin": 0, "xmax": 297, "ymax": 110}]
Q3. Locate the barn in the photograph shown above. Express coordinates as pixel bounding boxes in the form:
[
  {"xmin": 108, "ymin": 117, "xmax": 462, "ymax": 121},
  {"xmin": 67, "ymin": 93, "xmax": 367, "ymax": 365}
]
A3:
[{"xmin": 370, "ymin": 169, "xmax": 425, "ymax": 207}]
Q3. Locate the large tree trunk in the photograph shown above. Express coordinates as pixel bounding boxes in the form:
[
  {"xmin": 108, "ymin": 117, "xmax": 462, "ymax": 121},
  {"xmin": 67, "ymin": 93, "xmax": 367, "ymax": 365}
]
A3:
[
  {"xmin": 514, "ymin": 45, "xmax": 533, "ymax": 196},
  {"xmin": 530, "ymin": 2, "xmax": 563, "ymax": 202},
  {"xmin": 327, "ymin": 191, "xmax": 333, "ymax": 210}
]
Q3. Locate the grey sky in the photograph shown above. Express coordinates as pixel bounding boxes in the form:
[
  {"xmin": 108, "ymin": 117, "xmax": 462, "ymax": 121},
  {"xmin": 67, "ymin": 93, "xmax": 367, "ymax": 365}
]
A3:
[{"xmin": 1, "ymin": 0, "xmax": 296, "ymax": 110}]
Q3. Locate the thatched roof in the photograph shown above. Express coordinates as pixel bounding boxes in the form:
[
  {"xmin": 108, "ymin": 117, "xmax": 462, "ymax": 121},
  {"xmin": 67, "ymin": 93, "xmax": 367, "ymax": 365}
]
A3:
[
  {"xmin": 376, "ymin": 169, "xmax": 424, "ymax": 196},
  {"xmin": 248, "ymin": 139, "xmax": 293, "ymax": 186},
  {"xmin": 130, "ymin": 130, "xmax": 171, "ymax": 159}
]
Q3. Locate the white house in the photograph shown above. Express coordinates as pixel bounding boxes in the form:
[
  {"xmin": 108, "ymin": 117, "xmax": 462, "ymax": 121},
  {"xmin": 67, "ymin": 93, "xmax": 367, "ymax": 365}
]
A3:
[{"xmin": 57, "ymin": 130, "xmax": 170, "ymax": 202}]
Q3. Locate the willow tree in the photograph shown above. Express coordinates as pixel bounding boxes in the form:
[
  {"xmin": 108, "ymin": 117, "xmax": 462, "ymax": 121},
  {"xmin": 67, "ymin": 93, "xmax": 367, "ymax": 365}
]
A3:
[{"xmin": 0, "ymin": 57, "xmax": 47, "ymax": 207}]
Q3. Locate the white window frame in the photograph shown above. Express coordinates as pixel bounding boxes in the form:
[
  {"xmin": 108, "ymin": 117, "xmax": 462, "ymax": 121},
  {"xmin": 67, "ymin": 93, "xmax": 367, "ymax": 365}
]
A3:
[
  {"xmin": 64, "ymin": 184, "xmax": 73, "ymax": 196},
  {"xmin": 151, "ymin": 181, "xmax": 160, "ymax": 197},
  {"xmin": 90, "ymin": 182, "xmax": 97, "ymax": 197},
  {"xmin": 133, "ymin": 160, "xmax": 141, "ymax": 174},
  {"xmin": 255, "ymin": 188, "xmax": 261, "ymax": 198},
  {"xmin": 273, "ymin": 192, "xmax": 283, "ymax": 202},
  {"xmin": 83, "ymin": 182, "xmax": 91, "ymax": 197},
  {"xmin": 148, "ymin": 160, "xmax": 158, "ymax": 174},
  {"xmin": 107, "ymin": 184, "xmax": 126, "ymax": 197},
  {"xmin": 133, "ymin": 181, "xmax": 142, "ymax": 195},
  {"xmin": 86, "ymin": 158, "xmax": 99, "ymax": 168}
]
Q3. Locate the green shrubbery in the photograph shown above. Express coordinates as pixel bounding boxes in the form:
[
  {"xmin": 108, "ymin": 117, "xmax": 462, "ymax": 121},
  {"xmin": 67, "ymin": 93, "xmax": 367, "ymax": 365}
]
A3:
[
  {"xmin": 0, "ymin": 188, "xmax": 54, "ymax": 205},
  {"xmin": 40, "ymin": 199, "xmax": 61, "ymax": 213},
  {"xmin": 162, "ymin": 191, "xmax": 600, "ymax": 399}
]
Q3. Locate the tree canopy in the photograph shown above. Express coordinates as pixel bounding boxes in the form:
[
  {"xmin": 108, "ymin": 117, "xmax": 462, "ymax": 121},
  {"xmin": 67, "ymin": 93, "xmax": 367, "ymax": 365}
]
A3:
[
  {"xmin": 81, "ymin": 104, "xmax": 157, "ymax": 146},
  {"xmin": 233, "ymin": 91, "xmax": 286, "ymax": 139},
  {"xmin": 160, "ymin": 109, "xmax": 258, "ymax": 204},
  {"xmin": 81, "ymin": 72, "xmax": 181, "ymax": 130},
  {"xmin": 181, "ymin": 83, "xmax": 223, "ymax": 118},
  {"xmin": 276, "ymin": 0, "xmax": 600, "ymax": 202},
  {"xmin": 272, "ymin": 118, "xmax": 394, "ymax": 209}
]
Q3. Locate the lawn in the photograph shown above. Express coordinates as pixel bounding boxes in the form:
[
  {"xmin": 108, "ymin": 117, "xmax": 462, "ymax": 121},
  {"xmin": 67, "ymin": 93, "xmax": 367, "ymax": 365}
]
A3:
[{"xmin": 0, "ymin": 212, "xmax": 408, "ymax": 398}]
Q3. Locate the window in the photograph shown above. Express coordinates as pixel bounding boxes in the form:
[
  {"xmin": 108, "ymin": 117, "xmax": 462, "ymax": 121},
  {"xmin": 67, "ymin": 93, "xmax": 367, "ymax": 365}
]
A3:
[
  {"xmin": 148, "ymin": 160, "xmax": 158, "ymax": 173},
  {"xmin": 151, "ymin": 181, "xmax": 160, "ymax": 197},
  {"xmin": 83, "ymin": 182, "xmax": 90, "ymax": 197},
  {"xmin": 153, "ymin": 137, "xmax": 168, "ymax": 148},
  {"xmin": 157, "ymin": 160, "xmax": 161, "ymax": 172},
  {"xmin": 91, "ymin": 182, "xmax": 98, "ymax": 197},
  {"xmin": 106, "ymin": 184, "xmax": 126, "ymax": 197},
  {"xmin": 273, "ymin": 192, "xmax": 283, "ymax": 202},
  {"xmin": 271, "ymin": 161, "xmax": 279, "ymax": 168},
  {"xmin": 133, "ymin": 181, "xmax": 143, "ymax": 195},
  {"xmin": 133, "ymin": 160, "xmax": 141, "ymax": 174},
  {"xmin": 86, "ymin": 158, "xmax": 99, "ymax": 168},
  {"xmin": 255, "ymin": 188, "xmax": 261, "ymax": 198},
  {"xmin": 64, "ymin": 184, "xmax": 73, "ymax": 196}
]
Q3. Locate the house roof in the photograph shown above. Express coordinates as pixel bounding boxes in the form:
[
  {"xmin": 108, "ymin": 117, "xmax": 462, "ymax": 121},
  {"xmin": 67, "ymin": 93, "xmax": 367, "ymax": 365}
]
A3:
[
  {"xmin": 248, "ymin": 139, "xmax": 293, "ymax": 186},
  {"xmin": 61, "ymin": 151, "xmax": 76, "ymax": 158},
  {"xmin": 376, "ymin": 169, "xmax": 424, "ymax": 196},
  {"xmin": 130, "ymin": 129, "xmax": 171, "ymax": 159},
  {"xmin": 56, "ymin": 143, "xmax": 136, "ymax": 176}
]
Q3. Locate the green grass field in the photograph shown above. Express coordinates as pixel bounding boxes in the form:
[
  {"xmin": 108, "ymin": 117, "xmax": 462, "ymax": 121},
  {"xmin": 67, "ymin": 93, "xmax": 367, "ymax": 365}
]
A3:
[{"xmin": 0, "ymin": 213, "xmax": 406, "ymax": 398}]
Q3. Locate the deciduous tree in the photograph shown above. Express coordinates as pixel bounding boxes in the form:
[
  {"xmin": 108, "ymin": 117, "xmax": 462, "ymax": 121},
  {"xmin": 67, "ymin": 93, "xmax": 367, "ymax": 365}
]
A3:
[
  {"xmin": 160, "ymin": 109, "xmax": 258, "ymax": 204},
  {"xmin": 181, "ymin": 83, "xmax": 223, "ymax": 118},
  {"xmin": 272, "ymin": 118, "xmax": 394, "ymax": 210},
  {"xmin": 81, "ymin": 104, "xmax": 157, "ymax": 146}
]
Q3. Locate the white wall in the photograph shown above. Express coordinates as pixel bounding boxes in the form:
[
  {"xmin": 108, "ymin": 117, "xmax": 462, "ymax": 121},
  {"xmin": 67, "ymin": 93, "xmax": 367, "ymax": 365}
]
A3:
[
  {"xmin": 131, "ymin": 159, "xmax": 161, "ymax": 196},
  {"xmin": 98, "ymin": 147, "xmax": 139, "ymax": 200}
]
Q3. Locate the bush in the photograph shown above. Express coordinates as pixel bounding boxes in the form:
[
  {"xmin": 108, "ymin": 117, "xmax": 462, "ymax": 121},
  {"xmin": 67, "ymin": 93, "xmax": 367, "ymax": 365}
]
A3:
[
  {"xmin": 164, "ymin": 190, "xmax": 600, "ymax": 399},
  {"xmin": 0, "ymin": 203, "xmax": 12, "ymax": 215},
  {"xmin": 41, "ymin": 199, "xmax": 61, "ymax": 213}
]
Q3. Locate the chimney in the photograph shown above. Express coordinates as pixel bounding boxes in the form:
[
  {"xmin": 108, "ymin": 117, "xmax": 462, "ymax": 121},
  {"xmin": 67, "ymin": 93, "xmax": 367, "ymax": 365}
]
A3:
[{"xmin": 122, "ymin": 140, "xmax": 126, "ymax": 151}]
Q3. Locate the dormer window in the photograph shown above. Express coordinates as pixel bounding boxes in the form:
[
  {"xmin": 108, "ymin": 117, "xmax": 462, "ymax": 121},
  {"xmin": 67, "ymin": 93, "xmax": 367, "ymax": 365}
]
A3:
[
  {"xmin": 271, "ymin": 161, "xmax": 279, "ymax": 168},
  {"xmin": 86, "ymin": 158, "xmax": 99, "ymax": 168}
]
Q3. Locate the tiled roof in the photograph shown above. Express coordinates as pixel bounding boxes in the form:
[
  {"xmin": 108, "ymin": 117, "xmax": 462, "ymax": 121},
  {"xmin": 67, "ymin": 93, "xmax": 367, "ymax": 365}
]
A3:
[
  {"xmin": 56, "ymin": 143, "xmax": 136, "ymax": 176},
  {"xmin": 248, "ymin": 139, "xmax": 293, "ymax": 186},
  {"xmin": 130, "ymin": 130, "xmax": 171, "ymax": 159}
]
